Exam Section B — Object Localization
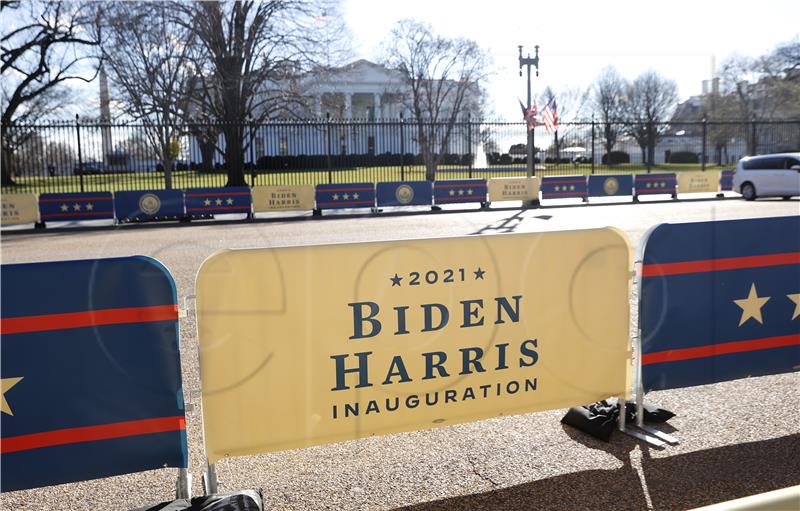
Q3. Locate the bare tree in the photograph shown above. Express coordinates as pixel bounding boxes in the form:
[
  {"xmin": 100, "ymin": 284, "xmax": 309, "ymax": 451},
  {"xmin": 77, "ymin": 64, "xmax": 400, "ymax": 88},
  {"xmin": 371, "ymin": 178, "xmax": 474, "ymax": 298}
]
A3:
[
  {"xmin": 623, "ymin": 70, "xmax": 678, "ymax": 168},
  {"xmin": 1, "ymin": 0, "xmax": 100, "ymax": 185},
  {"xmin": 591, "ymin": 66, "xmax": 627, "ymax": 156},
  {"xmin": 99, "ymin": 1, "xmax": 197, "ymax": 188},
  {"xmin": 176, "ymin": 0, "xmax": 349, "ymax": 186},
  {"xmin": 381, "ymin": 19, "xmax": 490, "ymax": 181}
]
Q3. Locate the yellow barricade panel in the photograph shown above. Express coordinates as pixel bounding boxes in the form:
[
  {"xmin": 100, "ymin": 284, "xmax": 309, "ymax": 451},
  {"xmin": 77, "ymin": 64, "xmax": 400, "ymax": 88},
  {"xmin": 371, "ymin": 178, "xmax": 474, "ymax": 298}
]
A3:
[
  {"xmin": 197, "ymin": 230, "xmax": 632, "ymax": 463},
  {"xmin": 677, "ymin": 171, "xmax": 721, "ymax": 194},
  {"xmin": 488, "ymin": 177, "xmax": 540, "ymax": 202},
  {"xmin": 252, "ymin": 185, "xmax": 315, "ymax": 212},
  {"xmin": 1, "ymin": 193, "xmax": 39, "ymax": 225}
]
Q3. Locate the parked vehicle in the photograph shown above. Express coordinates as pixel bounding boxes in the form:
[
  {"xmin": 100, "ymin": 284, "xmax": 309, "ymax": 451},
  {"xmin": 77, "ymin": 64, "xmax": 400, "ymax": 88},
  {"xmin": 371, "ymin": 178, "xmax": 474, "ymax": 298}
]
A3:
[
  {"xmin": 733, "ymin": 153, "xmax": 800, "ymax": 200},
  {"xmin": 73, "ymin": 161, "xmax": 108, "ymax": 175}
]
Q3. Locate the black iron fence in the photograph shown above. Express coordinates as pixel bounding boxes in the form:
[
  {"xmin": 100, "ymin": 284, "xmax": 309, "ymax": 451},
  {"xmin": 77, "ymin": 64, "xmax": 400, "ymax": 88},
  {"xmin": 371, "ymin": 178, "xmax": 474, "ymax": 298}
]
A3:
[{"xmin": 2, "ymin": 117, "xmax": 799, "ymax": 194}]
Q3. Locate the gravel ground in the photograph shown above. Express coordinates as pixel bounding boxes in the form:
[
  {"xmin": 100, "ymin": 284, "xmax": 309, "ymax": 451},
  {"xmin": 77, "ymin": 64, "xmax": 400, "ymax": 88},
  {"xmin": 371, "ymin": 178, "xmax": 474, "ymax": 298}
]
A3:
[{"xmin": 1, "ymin": 197, "xmax": 798, "ymax": 511}]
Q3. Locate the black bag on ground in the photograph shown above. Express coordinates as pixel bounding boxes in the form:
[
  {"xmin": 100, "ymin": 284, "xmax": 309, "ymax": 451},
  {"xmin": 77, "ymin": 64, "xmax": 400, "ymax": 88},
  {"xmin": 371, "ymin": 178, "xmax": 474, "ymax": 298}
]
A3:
[
  {"xmin": 133, "ymin": 489, "xmax": 263, "ymax": 511},
  {"xmin": 561, "ymin": 400, "xmax": 618, "ymax": 441}
]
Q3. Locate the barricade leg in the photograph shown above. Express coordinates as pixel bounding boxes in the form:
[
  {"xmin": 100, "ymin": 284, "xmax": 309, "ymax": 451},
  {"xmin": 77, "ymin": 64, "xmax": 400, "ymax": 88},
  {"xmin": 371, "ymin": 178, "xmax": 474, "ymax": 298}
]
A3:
[
  {"xmin": 618, "ymin": 396, "xmax": 666, "ymax": 448},
  {"xmin": 176, "ymin": 467, "xmax": 192, "ymax": 499},
  {"xmin": 203, "ymin": 461, "xmax": 219, "ymax": 495}
]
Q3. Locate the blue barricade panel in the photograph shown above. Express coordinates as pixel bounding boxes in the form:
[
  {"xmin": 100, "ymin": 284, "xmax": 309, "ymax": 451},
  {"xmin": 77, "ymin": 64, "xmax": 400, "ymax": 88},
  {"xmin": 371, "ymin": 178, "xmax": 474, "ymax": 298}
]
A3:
[
  {"xmin": 315, "ymin": 183, "xmax": 375, "ymax": 209},
  {"xmin": 634, "ymin": 173, "xmax": 677, "ymax": 197},
  {"xmin": 433, "ymin": 179, "xmax": 487, "ymax": 205},
  {"xmin": 720, "ymin": 169, "xmax": 735, "ymax": 191},
  {"xmin": 185, "ymin": 187, "xmax": 251, "ymax": 216},
  {"xmin": 541, "ymin": 176, "xmax": 587, "ymax": 200},
  {"xmin": 114, "ymin": 189, "xmax": 185, "ymax": 222},
  {"xmin": 0, "ymin": 257, "xmax": 187, "ymax": 492},
  {"xmin": 640, "ymin": 216, "xmax": 800, "ymax": 392},
  {"xmin": 588, "ymin": 174, "xmax": 633, "ymax": 198},
  {"xmin": 375, "ymin": 181, "xmax": 433, "ymax": 207},
  {"xmin": 38, "ymin": 192, "xmax": 114, "ymax": 222}
]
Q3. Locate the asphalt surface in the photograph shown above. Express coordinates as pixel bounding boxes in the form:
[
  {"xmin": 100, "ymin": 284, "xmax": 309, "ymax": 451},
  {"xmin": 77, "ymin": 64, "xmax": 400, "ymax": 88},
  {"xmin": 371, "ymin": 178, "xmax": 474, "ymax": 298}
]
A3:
[{"xmin": 1, "ymin": 196, "xmax": 799, "ymax": 511}]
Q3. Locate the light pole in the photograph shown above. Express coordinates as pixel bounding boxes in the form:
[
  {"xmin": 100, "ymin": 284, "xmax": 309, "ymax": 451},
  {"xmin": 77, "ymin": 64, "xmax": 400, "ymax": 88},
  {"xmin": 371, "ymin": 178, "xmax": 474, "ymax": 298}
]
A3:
[{"xmin": 518, "ymin": 45, "xmax": 539, "ymax": 178}]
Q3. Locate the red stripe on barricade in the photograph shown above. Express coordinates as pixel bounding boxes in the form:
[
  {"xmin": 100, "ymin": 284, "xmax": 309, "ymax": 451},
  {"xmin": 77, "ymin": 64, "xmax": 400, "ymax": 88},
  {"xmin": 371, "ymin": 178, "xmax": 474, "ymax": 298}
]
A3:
[
  {"xmin": 186, "ymin": 206, "xmax": 250, "ymax": 212},
  {"xmin": 1, "ymin": 304, "xmax": 178, "ymax": 334},
  {"xmin": 433, "ymin": 183, "xmax": 486, "ymax": 188},
  {"xmin": 642, "ymin": 252, "xmax": 800, "ymax": 277},
  {"xmin": 642, "ymin": 334, "xmax": 800, "ymax": 365},
  {"xmin": 542, "ymin": 192, "xmax": 587, "ymax": 198},
  {"xmin": 317, "ymin": 187, "xmax": 374, "ymax": 192},
  {"xmin": 318, "ymin": 200, "xmax": 374, "ymax": 206},
  {"xmin": 435, "ymin": 197, "xmax": 483, "ymax": 202},
  {"xmin": 185, "ymin": 192, "xmax": 251, "ymax": 197},
  {"xmin": 41, "ymin": 211, "xmax": 114, "ymax": 218},
  {"xmin": 39, "ymin": 197, "xmax": 112, "ymax": 203},
  {"xmin": 0, "ymin": 416, "xmax": 186, "ymax": 453},
  {"xmin": 543, "ymin": 179, "xmax": 585, "ymax": 185}
]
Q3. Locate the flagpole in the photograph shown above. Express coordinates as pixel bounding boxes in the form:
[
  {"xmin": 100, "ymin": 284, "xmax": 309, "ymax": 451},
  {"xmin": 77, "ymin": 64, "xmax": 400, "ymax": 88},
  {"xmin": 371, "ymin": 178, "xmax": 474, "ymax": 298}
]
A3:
[{"xmin": 518, "ymin": 45, "xmax": 540, "ymax": 179}]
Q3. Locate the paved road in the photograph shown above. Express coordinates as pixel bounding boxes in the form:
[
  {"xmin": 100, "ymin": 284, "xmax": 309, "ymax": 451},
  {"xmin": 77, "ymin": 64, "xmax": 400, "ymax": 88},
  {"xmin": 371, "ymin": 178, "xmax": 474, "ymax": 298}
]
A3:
[{"xmin": 2, "ymin": 197, "xmax": 799, "ymax": 511}]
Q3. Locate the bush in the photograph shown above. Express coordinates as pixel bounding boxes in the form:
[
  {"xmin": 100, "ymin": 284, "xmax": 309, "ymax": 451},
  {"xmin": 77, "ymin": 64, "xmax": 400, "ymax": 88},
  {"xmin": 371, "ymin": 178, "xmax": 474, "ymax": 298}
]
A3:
[
  {"xmin": 498, "ymin": 154, "xmax": 513, "ymax": 165},
  {"xmin": 602, "ymin": 151, "xmax": 630, "ymax": 164},
  {"xmin": 668, "ymin": 151, "xmax": 699, "ymax": 164}
]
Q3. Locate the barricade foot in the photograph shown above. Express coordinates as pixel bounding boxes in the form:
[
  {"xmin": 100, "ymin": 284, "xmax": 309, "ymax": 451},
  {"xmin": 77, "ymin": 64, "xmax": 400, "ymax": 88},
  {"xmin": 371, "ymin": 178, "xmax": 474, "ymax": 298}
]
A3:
[
  {"xmin": 633, "ymin": 195, "xmax": 639, "ymax": 203},
  {"xmin": 34, "ymin": 221, "xmax": 46, "ymax": 229},
  {"xmin": 176, "ymin": 467, "xmax": 192, "ymax": 499},
  {"xmin": 431, "ymin": 205, "xmax": 442, "ymax": 211},
  {"xmin": 620, "ymin": 426, "xmax": 667, "ymax": 448},
  {"xmin": 203, "ymin": 462, "xmax": 219, "ymax": 495},
  {"xmin": 636, "ymin": 423, "xmax": 679, "ymax": 445},
  {"xmin": 312, "ymin": 209, "xmax": 321, "ymax": 217},
  {"xmin": 716, "ymin": 193, "xmax": 725, "ymax": 198}
]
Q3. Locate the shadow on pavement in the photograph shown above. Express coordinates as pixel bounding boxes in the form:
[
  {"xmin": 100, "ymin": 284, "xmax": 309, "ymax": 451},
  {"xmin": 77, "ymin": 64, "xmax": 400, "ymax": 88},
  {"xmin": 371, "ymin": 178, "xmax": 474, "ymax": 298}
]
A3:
[{"xmin": 395, "ymin": 434, "xmax": 800, "ymax": 511}]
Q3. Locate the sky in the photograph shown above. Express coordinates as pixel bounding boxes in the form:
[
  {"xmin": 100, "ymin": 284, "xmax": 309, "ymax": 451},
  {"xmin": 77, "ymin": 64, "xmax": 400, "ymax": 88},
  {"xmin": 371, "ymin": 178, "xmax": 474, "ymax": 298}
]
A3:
[{"xmin": 343, "ymin": 0, "xmax": 800, "ymax": 120}]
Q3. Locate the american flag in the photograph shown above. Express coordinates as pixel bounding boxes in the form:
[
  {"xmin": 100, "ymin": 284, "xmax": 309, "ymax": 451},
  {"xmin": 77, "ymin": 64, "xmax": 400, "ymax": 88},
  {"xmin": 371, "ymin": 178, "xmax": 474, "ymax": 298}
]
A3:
[
  {"xmin": 542, "ymin": 97, "xmax": 558, "ymax": 133},
  {"xmin": 519, "ymin": 99, "xmax": 537, "ymax": 130}
]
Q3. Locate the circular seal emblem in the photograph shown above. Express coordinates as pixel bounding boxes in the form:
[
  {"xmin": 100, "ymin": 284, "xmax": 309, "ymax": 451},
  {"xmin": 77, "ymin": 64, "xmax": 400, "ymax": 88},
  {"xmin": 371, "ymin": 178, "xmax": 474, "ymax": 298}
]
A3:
[
  {"xmin": 603, "ymin": 177, "xmax": 619, "ymax": 196},
  {"xmin": 395, "ymin": 184, "xmax": 415, "ymax": 205},
  {"xmin": 138, "ymin": 193, "xmax": 161, "ymax": 215}
]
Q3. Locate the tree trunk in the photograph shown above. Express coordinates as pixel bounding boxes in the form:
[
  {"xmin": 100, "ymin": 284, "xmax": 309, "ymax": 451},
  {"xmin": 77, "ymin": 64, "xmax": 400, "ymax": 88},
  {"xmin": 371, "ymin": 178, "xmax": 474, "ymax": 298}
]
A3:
[
  {"xmin": 199, "ymin": 139, "xmax": 216, "ymax": 173},
  {"xmin": 222, "ymin": 124, "xmax": 247, "ymax": 186},
  {"xmin": 1, "ymin": 144, "xmax": 16, "ymax": 186}
]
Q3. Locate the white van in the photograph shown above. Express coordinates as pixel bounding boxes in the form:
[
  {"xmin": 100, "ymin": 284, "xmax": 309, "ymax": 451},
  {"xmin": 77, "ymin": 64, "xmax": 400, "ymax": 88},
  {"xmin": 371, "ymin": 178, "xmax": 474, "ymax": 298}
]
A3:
[{"xmin": 733, "ymin": 152, "xmax": 800, "ymax": 200}]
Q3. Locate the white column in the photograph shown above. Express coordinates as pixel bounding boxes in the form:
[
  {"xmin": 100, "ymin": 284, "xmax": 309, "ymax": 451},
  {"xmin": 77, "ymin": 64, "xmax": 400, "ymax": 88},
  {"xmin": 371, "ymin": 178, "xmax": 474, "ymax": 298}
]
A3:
[
  {"xmin": 344, "ymin": 93, "xmax": 353, "ymax": 119},
  {"xmin": 373, "ymin": 93, "xmax": 382, "ymax": 154}
]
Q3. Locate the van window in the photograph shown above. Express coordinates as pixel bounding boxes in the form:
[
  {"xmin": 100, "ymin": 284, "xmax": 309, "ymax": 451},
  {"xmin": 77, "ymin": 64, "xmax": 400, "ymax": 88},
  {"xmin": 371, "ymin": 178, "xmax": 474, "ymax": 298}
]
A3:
[{"xmin": 743, "ymin": 157, "xmax": 785, "ymax": 170}]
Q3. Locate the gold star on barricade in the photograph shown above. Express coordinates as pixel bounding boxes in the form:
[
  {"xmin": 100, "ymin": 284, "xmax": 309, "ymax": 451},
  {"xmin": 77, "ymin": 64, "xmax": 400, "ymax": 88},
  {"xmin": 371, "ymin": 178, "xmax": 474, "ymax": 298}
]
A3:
[
  {"xmin": 226, "ymin": 198, "xmax": 234, "ymax": 205},
  {"xmin": 73, "ymin": 203, "xmax": 81, "ymax": 211},
  {"xmin": 570, "ymin": 185, "xmax": 575, "ymax": 191},
  {"xmin": 467, "ymin": 189, "xmax": 474, "ymax": 195},
  {"xmin": 661, "ymin": 182, "xmax": 667, "ymax": 188},
  {"xmin": 332, "ymin": 193, "xmax": 340, "ymax": 200},
  {"xmin": 86, "ymin": 203, "xmax": 94, "ymax": 211},
  {"xmin": 788, "ymin": 294, "xmax": 800, "ymax": 320},
  {"xmin": 204, "ymin": 199, "xmax": 212, "ymax": 206},
  {"xmin": 646, "ymin": 182, "xmax": 652, "ymax": 188},
  {"xmin": 1, "ymin": 377, "xmax": 23, "ymax": 416},
  {"xmin": 343, "ymin": 193, "xmax": 350, "ymax": 200},
  {"xmin": 353, "ymin": 193, "xmax": 359, "ymax": 199},
  {"xmin": 554, "ymin": 186, "xmax": 560, "ymax": 191},
  {"xmin": 215, "ymin": 198, "xmax": 223, "ymax": 206},
  {"xmin": 458, "ymin": 189, "xmax": 464, "ymax": 196},
  {"xmin": 60, "ymin": 204, "xmax": 69, "ymax": 212},
  {"xmin": 449, "ymin": 189, "xmax": 455, "ymax": 196},
  {"xmin": 734, "ymin": 283, "xmax": 771, "ymax": 326}
]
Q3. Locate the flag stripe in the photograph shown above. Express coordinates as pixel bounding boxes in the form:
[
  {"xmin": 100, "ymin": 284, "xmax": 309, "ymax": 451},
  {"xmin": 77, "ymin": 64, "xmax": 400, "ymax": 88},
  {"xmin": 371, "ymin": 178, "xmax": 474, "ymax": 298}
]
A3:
[
  {"xmin": 186, "ymin": 206, "xmax": 250, "ymax": 212},
  {"xmin": 642, "ymin": 252, "xmax": 800, "ymax": 277},
  {"xmin": 317, "ymin": 200, "xmax": 374, "ymax": 206},
  {"xmin": 185, "ymin": 192, "xmax": 251, "ymax": 197},
  {"xmin": 0, "ymin": 416, "xmax": 186, "ymax": 454},
  {"xmin": 642, "ymin": 334, "xmax": 800, "ymax": 365},
  {"xmin": 1, "ymin": 304, "xmax": 178, "ymax": 334},
  {"xmin": 316, "ymin": 187, "xmax": 374, "ymax": 192}
]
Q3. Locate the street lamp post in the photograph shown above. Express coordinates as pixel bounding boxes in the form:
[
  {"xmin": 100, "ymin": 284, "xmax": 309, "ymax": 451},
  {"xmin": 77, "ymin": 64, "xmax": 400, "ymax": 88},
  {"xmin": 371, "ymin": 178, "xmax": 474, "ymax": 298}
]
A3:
[{"xmin": 518, "ymin": 45, "xmax": 539, "ymax": 178}]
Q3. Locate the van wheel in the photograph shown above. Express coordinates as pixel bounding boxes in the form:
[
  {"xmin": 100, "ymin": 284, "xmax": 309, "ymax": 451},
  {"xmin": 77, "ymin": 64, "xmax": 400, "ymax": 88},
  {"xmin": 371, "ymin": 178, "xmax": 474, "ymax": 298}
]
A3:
[{"xmin": 741, "ymin": 182, "xmax": 756, "ymax": 201}]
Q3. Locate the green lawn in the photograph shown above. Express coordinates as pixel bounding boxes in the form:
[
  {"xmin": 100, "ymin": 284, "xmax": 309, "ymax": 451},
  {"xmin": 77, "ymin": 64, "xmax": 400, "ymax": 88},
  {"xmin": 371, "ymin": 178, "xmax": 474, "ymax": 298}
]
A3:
[{"xmin": 1, "ymin": 163, "xmax": 731, "ymax": 194}]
